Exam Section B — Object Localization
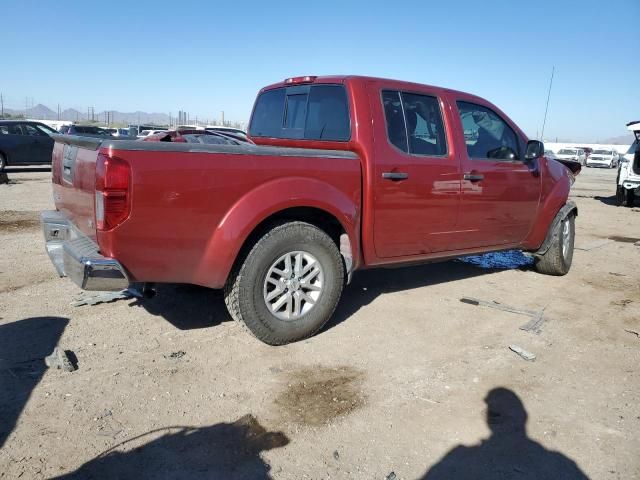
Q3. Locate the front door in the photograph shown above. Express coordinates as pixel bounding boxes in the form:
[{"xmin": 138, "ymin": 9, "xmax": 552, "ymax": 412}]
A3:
[
  {"xmin": 371, "ymin": 85, "xmax": 462, "ymax": 258},
  {"xmin": 454, "ymin": 101, "xmax": 541, "ymax": 248}
]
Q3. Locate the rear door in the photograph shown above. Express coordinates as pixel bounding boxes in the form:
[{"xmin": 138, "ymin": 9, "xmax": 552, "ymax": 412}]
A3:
[
  {"xmin": 23, "ymin": 124, "xmax": 54, "ymax": 164},
  {"xmin": 1, "ymin": 123, "xmax": 30, "ymax": 164},
  {"xmin": 453, "ymin": 100, "xmax": 540, "ymax": 248},
  {"xmin": 370, "ymin": 84, "xmax": 462, "ymax": 257}
]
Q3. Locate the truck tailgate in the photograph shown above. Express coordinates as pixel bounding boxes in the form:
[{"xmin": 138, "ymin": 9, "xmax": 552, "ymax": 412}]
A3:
[{"xmin": 51, "ymin": 135, "xmax": 102, "ymax": 241}]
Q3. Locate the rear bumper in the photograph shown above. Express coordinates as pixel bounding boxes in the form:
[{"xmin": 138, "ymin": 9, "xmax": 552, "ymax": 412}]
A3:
[{"xmin": 41, "ymin": 210, "xmax": 129, "ymax": 291}]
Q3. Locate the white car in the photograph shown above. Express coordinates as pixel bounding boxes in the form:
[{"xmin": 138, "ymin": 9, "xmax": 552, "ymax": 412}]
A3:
[
  {"xmin": 137, "ymin": 129, "xmax": 167, "ymax": 138},
  {"xmin": 556, "ymin": 147, "xmax": 586, "ymax": 165},
  {"xmin": 616, "ymin": 121, "xmax": 640, "ymax": 206},
  {"xmin": 587, "ymin": 149, "xmax": 619, "ymax": 168}
]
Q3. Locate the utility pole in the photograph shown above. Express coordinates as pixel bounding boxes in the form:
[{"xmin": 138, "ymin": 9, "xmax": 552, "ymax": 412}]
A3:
[
  {"xmin": 57, "ymin": 103, "xmax": 60, "ymax": 120},
  {"xmin": 221, "ymin": 110, "xmax": 224, "ymax": 126},
  {"xmin": 0, "ymin": 93, "xmax": 4, "ymax": 118}
]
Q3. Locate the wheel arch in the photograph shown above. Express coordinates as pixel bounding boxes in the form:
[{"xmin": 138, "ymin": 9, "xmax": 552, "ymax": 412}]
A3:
[{"xmin": 193, "ymin": 177, "xmax": 361, "ymax": 288}]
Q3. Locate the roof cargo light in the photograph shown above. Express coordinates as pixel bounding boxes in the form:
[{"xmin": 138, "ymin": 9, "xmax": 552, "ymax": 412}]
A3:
[{"xmin": 284, "ymin": 76, "xmax": 317, "ymax": 85}]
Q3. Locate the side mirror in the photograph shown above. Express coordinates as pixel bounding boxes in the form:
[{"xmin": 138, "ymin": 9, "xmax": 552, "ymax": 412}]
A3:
[{"xmin": 525, "ymin": 140, "xmax": 544, "ymax": 160}]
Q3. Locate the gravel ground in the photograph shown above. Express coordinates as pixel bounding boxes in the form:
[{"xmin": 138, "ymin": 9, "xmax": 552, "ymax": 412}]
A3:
[{"xmin": 1, "ymin": 165, "xmax": 639, "ymax": 479}]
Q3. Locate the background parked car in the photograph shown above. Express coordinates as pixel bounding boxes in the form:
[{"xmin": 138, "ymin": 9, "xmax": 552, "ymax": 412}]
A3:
[
  {"xmin": 137, "ymin": 129, "xmax": 168, "ymax": 138},
  {"xmin": 204, "ymin": 126, "xmax": 249, "ymax": 142},
  {"xmin": 556, "ymin": 147, "xmax": 587, "ymax": 165},
  {"xmin": 0, "ymin": 120, "xmax": 58, "ymax": 170},
  {"xmin": 544, "ymin": 149, "xmax": 559, "ymax": 160},
  {"xmin": 587, "ymin": 149, "xmax": 619, "ymax": 168},
  {"xmin": 58, "ymin": 125, "xmax": 114, "ymax": 138}
]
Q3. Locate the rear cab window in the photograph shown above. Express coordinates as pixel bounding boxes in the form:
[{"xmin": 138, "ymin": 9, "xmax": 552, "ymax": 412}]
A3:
[{"xmin": 249, "ymin": 84, "xmax": 350, "ymax": 141}]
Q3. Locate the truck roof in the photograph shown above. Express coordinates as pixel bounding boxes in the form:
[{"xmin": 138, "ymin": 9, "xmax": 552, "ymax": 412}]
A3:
[{"xmin": 260, "ymin": 75, "xmax": 487, "ymax": 102}]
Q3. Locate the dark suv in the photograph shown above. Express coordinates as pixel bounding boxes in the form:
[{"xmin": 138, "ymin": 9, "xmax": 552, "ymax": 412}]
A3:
[{"xmin": 0, "ymin": 120, "xmax": 58, "ymax": 170}]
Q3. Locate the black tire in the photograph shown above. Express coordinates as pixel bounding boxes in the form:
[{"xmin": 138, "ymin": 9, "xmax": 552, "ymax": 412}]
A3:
[
  {"xmin": 0, "ymin": 153, "xmax": 6, "ymax": 171},
  {"xmin": 616, "ymin": 186, "xmax": 626, "ymax": 206},
  {"xmin": 624, "ymin": 189, "xmax": 636, "ymax": 207},
  {"xmin": 534, "ymin": 213, "xmax": 575, "ymax": 276},
  {"xmin": 224, "ymin": 221, "xmax": 344, "ymax": 345}
]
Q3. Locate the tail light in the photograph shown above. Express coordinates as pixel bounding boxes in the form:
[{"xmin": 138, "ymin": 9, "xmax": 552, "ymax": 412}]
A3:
[{"xmin": 95, "ymin": 151, "xmax": 131, "ymax": 231}]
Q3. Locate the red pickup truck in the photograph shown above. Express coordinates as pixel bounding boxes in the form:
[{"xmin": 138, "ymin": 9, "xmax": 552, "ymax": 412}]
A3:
[{"xmin": 42, "ymin": 75, "xmax": 578, "ymax": 345}]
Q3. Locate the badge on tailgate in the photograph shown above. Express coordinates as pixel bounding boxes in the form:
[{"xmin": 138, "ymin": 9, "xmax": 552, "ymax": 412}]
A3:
[{"xmin": 62, "ymin": 144, "xmax": 78, "ymax": 183}]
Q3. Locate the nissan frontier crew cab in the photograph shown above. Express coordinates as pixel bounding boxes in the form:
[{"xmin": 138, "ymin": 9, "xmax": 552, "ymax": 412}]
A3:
[{"xmin": 42, "ymin": 75, "xmax": 579, "ymax": 345}]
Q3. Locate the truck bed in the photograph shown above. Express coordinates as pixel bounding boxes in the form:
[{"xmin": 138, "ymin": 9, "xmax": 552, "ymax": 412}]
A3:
[{"xmin": 50, "ymin": 134, "xmax": 361, "ymax": 288}]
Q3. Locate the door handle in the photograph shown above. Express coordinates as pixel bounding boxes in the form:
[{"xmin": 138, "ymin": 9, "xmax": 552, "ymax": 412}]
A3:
[
  {"xmin": 463, "ymin": 173, "xmax": 484, "ymax": 182},
  {"xmin": 382, "ymin": 172, "xmax": 409, "ymax": 181}
]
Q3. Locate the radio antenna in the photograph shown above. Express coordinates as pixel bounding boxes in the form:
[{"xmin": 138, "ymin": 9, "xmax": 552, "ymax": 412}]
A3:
[{"xmin": 540, "ymin": 66, "xmax": 555, "ymax": 140}]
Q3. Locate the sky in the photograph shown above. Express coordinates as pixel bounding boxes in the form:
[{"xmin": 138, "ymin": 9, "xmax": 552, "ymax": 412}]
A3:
[{"xmin": 2, "ymin": 0, "xmax": 638, "ymax": 142}]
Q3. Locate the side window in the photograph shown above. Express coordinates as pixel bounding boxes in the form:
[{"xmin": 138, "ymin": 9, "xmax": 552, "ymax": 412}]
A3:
[
  {"xmin": 382, "ymin": 90, "xmax": 408, "ymax": 152},
  {"xmin": 382, "ymin": 90, "xmax": 447, "ymax": 156},
  {"xmin": 401, "ymin": 93, "xmax": 447, "ymax": 156},
  {"xmin": 7, "ymin": 124, "xmax": 24, "ymax": 135},
  {"xmin": 457, "ymin": 101, "xmax": 520, "ymax": 160},
  {"xmin": 24, "ymin": 124, "xmax": 44, "ymax": 136}
]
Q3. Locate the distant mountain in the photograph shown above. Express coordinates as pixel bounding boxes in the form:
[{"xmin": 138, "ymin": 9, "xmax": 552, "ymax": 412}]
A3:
[
  {"xmin": 596, "ymin": 134, "xmax": 634, "ymax": 145},
  {"xmin": 4, "ymin": 104, "xmax": 181, "ymax": 126}
]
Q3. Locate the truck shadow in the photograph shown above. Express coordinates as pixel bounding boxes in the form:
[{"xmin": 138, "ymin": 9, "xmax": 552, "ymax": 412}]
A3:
[
  {"xmin": 327, "ymin": 260, "xmax": 508, "ymax": 330},
  {"xmin": 52, "ymin": 414, "xmax": 289, "ymax": 479},
  {"xmin": 131, "ymin": 284, "xmax": 231, "ymax": 330},
  {"xmin": 0, "ymin": 316, "xmax": 69, "ymax": 449},
  {"xmin": 135, "ymin": 258, "xmax": 516, "ymax": 334}
]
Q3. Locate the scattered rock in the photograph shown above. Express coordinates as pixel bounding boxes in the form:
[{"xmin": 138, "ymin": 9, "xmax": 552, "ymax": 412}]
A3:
[
  {"xmin": 386, "ymin": 472, "xmax": 397, "ymax": 480},
  {"xmin": 333, "ymin": 450, "xmax": 340, "ymax": 461},
  {"xmin": 44, "ymin": 348, "xmax": 76, "ymax": 372},
  {"xmin": 509, "ymin": 345, "xmax": 536, "ymax": 362}
]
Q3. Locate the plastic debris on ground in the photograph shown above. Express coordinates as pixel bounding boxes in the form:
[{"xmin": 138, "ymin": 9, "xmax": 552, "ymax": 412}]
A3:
[
  {"xmin": 509, "ymin": 345, "xmax": 536, "ymax": 361},
  {"xmin": 44, "ymin": 347, "xmax": 76, "ymax": 372},
  {"xmin": 72, "ymin": 287, "xmax": 143, "ymax": 307},
  {"xmin": 458, "ymin": 250, "xmax": 533, "ymax": 270}
]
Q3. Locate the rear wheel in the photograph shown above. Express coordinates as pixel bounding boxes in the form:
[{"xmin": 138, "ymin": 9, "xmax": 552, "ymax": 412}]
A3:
[
  {"xmin": 534, "ymin": 213, "xmax": 575, "ymax": 276},
  {"xmin": 224, "ymin": 221, "xmax": 344, "ymax": 345}
]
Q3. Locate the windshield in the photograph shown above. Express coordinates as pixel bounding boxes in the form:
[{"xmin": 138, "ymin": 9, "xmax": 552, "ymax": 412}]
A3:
[
  {"xmin": 558, "ymin": 149, "xmax": 577, "ymax": 155},
  {"xmin": 593, "ymin": 150, "xmax": 612, "ymax": 155}
]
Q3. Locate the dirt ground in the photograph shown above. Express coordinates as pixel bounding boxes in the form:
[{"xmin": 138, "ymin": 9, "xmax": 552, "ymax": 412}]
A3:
[{"xmin": 1, "ymin": 165, "xmax": 639, "ymax": 479}]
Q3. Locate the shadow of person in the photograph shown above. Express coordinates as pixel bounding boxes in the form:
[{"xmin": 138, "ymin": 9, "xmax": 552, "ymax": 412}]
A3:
[
  {"xmin": 420, "ymin": 388, "xmax": 589, "ymax": 479},
  {"xmin": 0, "ymin": 316, "xmax": 69, "ymax": 448},
  {"xmin": 54, "ymin": 414, "xmax": 289, "ymax": 480}
]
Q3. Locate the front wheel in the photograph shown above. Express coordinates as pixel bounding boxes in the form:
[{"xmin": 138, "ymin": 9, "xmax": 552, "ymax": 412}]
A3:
[
  {"xmin": 224, "ymin": 221, "xmax": 345, "ymax": 345},
  {"xmin": 0, "ymin": 153, "xmax": 6, "ymax": 171},
  {"xmin": 534, "ymin": 213, "xmax": 575, "ymax": 276}
]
